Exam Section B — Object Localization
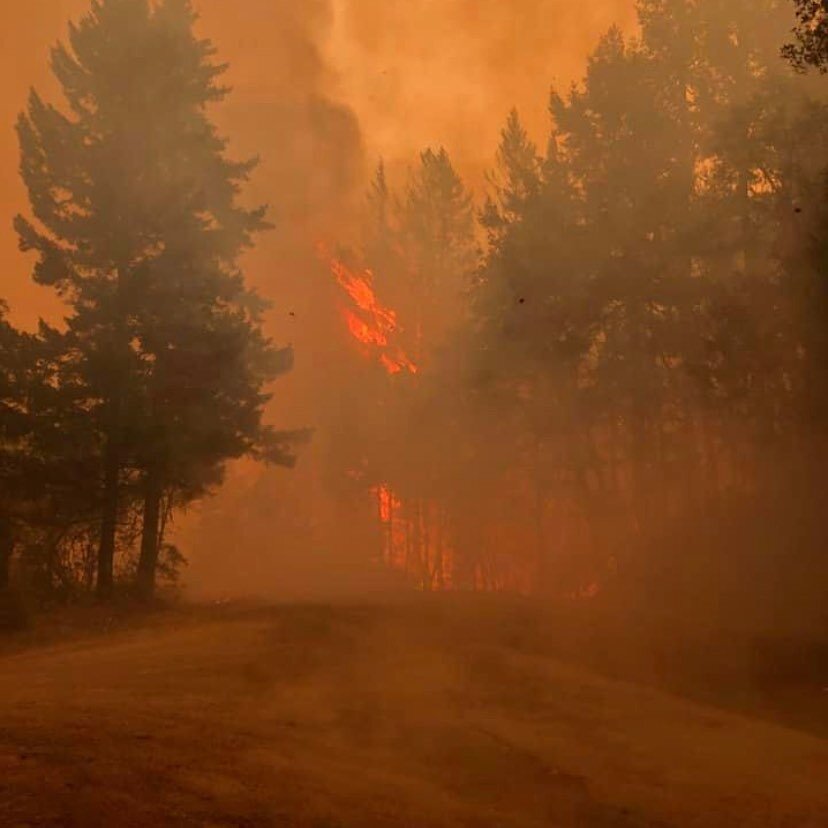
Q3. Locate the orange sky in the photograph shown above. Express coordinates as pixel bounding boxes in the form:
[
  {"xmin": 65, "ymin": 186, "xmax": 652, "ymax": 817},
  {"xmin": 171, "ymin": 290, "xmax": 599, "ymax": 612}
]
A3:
[{"xmin": 0, "ymin": 0, "xmax": 636, "ymax": 330}]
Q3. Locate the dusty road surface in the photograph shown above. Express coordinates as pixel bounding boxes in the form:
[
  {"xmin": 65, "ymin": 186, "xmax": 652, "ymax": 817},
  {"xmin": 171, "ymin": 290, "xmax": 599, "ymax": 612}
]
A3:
[{"xmin": 1, "ymin": 602, "xmax": 826, "ymax": 827}]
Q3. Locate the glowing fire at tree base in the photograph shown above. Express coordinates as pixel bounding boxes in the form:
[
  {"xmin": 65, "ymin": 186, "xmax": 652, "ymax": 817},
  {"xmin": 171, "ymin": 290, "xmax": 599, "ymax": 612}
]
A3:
[{"xmin": 323, "ymin": 245, "xmax": 599, "ymax": 598}]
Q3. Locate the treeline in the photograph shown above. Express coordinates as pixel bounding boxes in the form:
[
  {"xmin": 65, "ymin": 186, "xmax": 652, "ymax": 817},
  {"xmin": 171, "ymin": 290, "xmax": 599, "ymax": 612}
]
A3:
[
  {"xmin": 4, "ymin": 0, "xmax": 828, "ymax": 633},
  {"xmin": 344, "ymin": 0, "xmax": 828, "ymax": 633},
  {"xmin": 0, "ymin": 0, "xmax": 299, "ymax": 611}
]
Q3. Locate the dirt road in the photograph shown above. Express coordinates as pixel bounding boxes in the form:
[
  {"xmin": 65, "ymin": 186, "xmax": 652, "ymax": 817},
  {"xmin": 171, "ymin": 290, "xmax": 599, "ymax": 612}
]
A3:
[{"xmin": 1, "ymin": 602, "xmax": 826, "ymax": 826}]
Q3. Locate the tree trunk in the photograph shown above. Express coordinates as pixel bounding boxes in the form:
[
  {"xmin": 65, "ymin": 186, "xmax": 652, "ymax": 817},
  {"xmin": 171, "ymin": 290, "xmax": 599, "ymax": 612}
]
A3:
[
  {"xmin": 534, "ymin": 478, "xmax": 548, "ymax": 595},
  {"xmin": 0, "ymin": 519, "xmax": 13, "ymax": 591},
  {"xmin": 97, "ymin": 266, "xmax": 129, "ymax": 601},
  {"xmin": 420, "ymin": 500, "xmax": 433, "ymax": 591},
  {"xmin": 96, "ymin": 434, "xmax": 120, "ymax": 599},
  {"xmin": 136, "ymin": 469, "xmax": 163, "ymax": 600}
]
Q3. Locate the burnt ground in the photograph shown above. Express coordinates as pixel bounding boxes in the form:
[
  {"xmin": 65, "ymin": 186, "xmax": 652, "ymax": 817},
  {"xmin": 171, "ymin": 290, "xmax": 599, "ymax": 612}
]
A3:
[{"xmin": 0, "ymin": 600, "xmax": 826, "ymax": 827}]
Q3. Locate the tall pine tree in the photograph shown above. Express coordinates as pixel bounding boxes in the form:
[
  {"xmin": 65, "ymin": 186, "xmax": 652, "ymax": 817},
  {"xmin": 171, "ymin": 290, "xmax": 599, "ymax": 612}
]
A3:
[{"xmin": 17, "ymin": 0, "xmax": 296, "ymax": 598}]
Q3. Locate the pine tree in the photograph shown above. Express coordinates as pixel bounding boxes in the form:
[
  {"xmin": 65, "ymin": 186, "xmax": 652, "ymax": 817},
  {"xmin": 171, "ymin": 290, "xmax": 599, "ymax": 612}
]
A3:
[
  {"xmin": 16, "ymin": 0, "xmax": 296, "ymax": 598},
  {"xmin": 481, "ymin": 109, "xmax": 543, "ymax": 242},
  {"xmin": 399, "ymin": 148, "xmax": 476, "ymax": 360}
]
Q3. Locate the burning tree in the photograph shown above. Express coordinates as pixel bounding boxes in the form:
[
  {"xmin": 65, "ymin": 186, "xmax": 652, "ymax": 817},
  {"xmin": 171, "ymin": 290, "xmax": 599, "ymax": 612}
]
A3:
[
  {"xmin": 323, "ymin": 149, "xmax": 486, "ymax": 591},
  {"xmin": 321, "ymin": 0, "xmax": 828, "ymax": 617}
]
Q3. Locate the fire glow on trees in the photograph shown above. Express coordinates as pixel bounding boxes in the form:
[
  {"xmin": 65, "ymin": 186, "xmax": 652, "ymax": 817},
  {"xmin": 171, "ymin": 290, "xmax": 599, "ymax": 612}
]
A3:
[
  {"xmin": 322, "ymin": 246, "xmax": 599, "ymax": 598},
  {"xmin": 322, "ymin": 247, "xmax": 454, "ymax": 590}
]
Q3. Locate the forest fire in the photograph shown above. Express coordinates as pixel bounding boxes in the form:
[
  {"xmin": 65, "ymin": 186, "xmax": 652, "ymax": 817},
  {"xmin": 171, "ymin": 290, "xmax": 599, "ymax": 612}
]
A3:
[
  {"xmin": 323, "ymin": 250, "xmax": 418, "ymax": 376},
  {"xmin": 371, "ymin": 484, "xmax": 455, "ymax": 591},
  {"xmin": 324, "ymin": 248, "xmax": 560, "ymax": 595},
  {"xmin": 321, "ymin": 248, "xmax": 442, "ymax": 586},
  {"xmin": 321, "ymin": 248, "xmax": 458, "ymax": 588},
  {"xmin": 3, "ymin": 3, "xmax": 828, "ymax": 825}
]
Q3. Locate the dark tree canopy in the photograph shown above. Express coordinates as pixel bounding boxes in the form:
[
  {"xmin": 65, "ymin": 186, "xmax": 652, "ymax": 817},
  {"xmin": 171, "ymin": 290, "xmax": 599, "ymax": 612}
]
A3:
[{"xmin": 784, "ymin": 0, "xmax": 828, "ymax": 70}]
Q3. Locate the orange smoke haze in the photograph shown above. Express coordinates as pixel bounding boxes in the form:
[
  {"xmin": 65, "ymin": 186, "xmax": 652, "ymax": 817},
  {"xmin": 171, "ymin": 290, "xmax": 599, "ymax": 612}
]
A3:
[
  {"xmin": 0, "ymin": 1, "xmax": 637, "ymax": 596},
  {"xmin": 328, "ymin": 0, "xmax": 639, "ymax": 174},
  {"xmin": 0, "ymin": 0, "xmax": 636, "ymax": 330}
]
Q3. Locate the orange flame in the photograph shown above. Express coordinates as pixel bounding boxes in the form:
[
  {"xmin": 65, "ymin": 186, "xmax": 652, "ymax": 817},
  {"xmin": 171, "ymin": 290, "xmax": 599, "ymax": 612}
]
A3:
[
  {"xmin": 376, "ymin": 485, "xmax": 397, "ymax": 523},
  {"xmin": 321, "ymin": 245, "xmax": 418, "ymax": 376},
  {"xmin": 570, "ymin": 581, "xmax": 601, "ymax": 601},
  {"xmin": 345, "ymin": 310, "xmax": 388, "ymax": 348},
  {"xmin": 381, "ymin": 352, "xmax": 418, "ymax": 376}
]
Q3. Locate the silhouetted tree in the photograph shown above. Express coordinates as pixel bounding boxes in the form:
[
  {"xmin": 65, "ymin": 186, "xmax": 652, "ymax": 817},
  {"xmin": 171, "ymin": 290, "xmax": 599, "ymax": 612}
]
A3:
[
  {"xmin": 16, "ymin": 0, "xmax": 298, "ymax": 599},
  {"xmin": 0, "ymin": 304, "xmax": 32, "ymax": 589},
  {"xmin": 454, "ymin": 0, "xmax": 828, "ymax": 604}
]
